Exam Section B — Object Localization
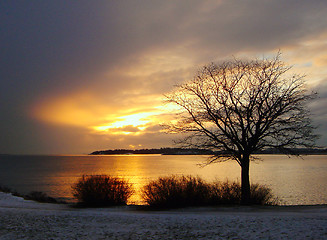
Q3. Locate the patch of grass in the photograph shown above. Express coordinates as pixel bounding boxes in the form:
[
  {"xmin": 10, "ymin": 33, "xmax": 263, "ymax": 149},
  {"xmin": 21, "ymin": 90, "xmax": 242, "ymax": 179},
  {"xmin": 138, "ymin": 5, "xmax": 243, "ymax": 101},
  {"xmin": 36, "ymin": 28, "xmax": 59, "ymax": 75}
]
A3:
[
  {"xmin": 72, "ymin": 175, "xmax": 134, "ymax": 207},
  {"xmin": 142, "ymin": 175, "xmax": 277, "ymax": 208},
  {"xmin": 24, "ymin": 191, "xmax": 61, "ymax": 203},
  {"xmin": 0, "ymin": 184, "xmax": 63, "ymax": 204},
  {"xmin": 0, "ymin": 184, "xmax": 23, "ymax": 198},
  {"xmin": 0, "ymin": 184, "xmax": 13, "ymax": 194}
]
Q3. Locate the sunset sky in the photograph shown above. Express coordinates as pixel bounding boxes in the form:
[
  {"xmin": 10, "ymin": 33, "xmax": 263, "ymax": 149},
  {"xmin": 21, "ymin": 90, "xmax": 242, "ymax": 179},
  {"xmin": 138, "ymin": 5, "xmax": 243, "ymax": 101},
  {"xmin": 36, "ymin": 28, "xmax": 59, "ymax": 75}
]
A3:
[{"xmin": 1, "ymin": 0, "xmax": 327, "ymax": 154}]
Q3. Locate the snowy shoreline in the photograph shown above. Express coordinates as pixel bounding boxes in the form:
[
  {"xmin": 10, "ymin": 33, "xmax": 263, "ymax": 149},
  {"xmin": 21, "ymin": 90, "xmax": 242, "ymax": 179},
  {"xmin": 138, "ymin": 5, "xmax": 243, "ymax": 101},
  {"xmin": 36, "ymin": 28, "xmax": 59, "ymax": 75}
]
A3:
[{"xmin": 1, "ymin": 192, "xmax": 327, "ymax": 239}]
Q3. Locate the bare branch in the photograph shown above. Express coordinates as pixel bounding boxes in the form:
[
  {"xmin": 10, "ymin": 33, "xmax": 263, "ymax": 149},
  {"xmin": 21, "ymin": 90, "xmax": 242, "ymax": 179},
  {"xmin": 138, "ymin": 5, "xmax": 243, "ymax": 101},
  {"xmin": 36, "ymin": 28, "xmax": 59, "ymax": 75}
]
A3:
[{"xmin": 164, "ymin": 54, "xmax": 318, "ymax": 164}]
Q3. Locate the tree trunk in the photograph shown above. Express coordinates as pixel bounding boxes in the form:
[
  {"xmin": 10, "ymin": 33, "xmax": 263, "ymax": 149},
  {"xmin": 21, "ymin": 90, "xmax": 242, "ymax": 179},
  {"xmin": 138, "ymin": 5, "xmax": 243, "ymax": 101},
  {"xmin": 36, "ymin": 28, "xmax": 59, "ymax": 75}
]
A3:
[{"xmin": 241, "ymin": 155, "xmax": 250, "ymax": 205}]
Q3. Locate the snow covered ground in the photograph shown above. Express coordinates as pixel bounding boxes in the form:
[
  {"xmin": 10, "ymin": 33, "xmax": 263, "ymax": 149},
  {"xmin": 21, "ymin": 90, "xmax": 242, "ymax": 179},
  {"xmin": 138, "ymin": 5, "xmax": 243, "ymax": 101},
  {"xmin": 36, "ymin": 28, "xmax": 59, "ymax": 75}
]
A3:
[{"xmin": 0, "ymin": 192, "xmax": 327, "ymax": 239}]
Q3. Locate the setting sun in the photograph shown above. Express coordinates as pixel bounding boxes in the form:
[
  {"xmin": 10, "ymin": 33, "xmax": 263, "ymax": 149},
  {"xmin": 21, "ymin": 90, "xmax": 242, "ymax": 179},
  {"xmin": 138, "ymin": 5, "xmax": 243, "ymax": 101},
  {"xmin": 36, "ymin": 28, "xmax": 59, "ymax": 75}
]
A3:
[{"xmin": 92, "ymin": 112, "xmax": 161, "ymax": 135}]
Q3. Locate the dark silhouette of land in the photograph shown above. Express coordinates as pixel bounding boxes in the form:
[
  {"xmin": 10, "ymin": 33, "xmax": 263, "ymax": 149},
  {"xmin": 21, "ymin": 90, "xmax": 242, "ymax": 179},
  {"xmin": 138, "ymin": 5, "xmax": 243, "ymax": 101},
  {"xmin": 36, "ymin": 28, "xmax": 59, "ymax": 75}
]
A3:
[
  {"xmin": 90, "ymin": 148, "xmax": 214, "ymax": 155},
  {"xmin": 90, "ymin": 147, "xmax": 327, "ymax": 155}
]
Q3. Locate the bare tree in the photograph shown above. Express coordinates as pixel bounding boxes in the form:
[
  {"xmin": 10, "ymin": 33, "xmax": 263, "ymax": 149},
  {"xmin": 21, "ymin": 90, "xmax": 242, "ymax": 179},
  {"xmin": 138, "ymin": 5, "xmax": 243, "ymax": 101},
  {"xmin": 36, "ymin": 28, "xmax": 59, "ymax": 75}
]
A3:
[{"xmin": 165, "ymin": 54, "xmax": 318, "ymax": 205}]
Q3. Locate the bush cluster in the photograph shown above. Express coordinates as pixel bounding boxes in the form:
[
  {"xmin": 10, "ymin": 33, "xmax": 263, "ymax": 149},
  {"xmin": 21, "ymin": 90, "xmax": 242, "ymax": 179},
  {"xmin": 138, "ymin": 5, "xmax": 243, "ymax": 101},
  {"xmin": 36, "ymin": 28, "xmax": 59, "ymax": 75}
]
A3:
[
  {"xmin": 142, "ymin": 175, "xmax": 211, "ymax": 208},
  {"xmin": 142, "ymin": 175, "xmax": 276, "ymax": 208},
  {"xmin": 2, "ymin": 175, "xmax": 276, "ymax": 208},
  {"xmin": 249, "ymin": 183, "xmax": 276, "ymax": 205},
  {"xmin": 209, "ymin": 180, "xmax": 241, "ymax": 205},
  {"xmin": 72, "ymin": 175, "xmax": 133, "ymax": 207},
  {"xmin": 209, "ymin": 181, "xmax": 276, "ymax": 205}
]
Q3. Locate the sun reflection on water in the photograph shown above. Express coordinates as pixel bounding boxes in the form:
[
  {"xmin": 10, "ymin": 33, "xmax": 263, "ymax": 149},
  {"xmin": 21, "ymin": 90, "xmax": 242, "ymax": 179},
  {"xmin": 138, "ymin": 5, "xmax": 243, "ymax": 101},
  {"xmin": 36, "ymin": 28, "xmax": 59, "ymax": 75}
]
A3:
[{"xmin": 2, "ymin": 155, "xmax": 326, "ymax": 205}]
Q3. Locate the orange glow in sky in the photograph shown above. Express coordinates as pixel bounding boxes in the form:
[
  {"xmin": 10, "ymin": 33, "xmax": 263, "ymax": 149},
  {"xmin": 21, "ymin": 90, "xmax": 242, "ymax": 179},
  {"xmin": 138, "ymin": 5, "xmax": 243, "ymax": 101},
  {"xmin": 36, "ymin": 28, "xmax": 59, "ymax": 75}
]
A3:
[
  {"xmin": 31, "ymin": 91, "xmax": 180, "ymax": 139},
  {"xmin": 92, "ymin": 112, "xmax": 161, "ymax": 135}
]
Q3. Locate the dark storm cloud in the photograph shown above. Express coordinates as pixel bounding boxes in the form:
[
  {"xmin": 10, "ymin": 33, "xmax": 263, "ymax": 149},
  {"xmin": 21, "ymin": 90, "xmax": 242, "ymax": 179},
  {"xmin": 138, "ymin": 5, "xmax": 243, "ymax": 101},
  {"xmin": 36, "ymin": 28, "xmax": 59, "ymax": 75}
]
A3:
[
  {"xmin": 1, "ymin": 1, "xmax": 122, "ymax": 94},
  {"xmin": 2, "ymin": 0, "xmax": 326, "ymax": 95},
  {"xmin": 196, "ymin": 0, "xmax": 327, "ymax": 52},
  {"xmin": 1, "ymin": 0, "xmax": 327, "ymax": 153}
]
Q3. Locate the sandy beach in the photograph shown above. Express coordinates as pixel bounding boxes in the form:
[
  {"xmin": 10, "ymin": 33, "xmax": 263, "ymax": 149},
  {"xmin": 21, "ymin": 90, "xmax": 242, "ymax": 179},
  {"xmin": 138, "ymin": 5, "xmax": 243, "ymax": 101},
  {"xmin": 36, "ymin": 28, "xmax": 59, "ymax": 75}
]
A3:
[{"xmin": 0, "ymin": 192, "xmax": 326, "ymax": 240}]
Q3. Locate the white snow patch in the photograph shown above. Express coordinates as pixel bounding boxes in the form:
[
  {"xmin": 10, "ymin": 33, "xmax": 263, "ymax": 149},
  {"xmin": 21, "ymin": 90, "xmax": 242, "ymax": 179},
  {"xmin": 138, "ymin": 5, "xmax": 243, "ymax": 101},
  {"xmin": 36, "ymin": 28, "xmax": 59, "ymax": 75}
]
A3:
[{"xmin": 1, "ymin": 192, "xmax": 327, "ymax": 239}]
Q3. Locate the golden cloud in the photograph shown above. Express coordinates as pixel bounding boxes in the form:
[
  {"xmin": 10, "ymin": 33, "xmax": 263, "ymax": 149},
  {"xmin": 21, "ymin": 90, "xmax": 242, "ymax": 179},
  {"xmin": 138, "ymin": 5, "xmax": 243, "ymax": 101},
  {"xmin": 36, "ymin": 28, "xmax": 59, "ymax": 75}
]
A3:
[{"xmin": 30, "ymin": 89, "xmax": 178, "ymax": 137}]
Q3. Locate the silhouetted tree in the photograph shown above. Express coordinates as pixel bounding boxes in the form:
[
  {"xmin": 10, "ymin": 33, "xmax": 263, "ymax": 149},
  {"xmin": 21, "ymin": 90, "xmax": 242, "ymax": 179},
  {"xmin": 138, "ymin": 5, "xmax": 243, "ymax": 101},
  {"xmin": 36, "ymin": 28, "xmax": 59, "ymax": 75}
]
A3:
[{"xmin": 165, "ymin": 53, "xmax": 318, "ymax": 205}]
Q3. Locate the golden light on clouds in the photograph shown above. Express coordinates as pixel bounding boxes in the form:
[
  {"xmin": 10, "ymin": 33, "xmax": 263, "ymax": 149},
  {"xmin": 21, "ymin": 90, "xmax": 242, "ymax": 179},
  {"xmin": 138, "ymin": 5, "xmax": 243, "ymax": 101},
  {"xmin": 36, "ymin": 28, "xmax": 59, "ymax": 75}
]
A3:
[
  {"xmin": 280, "ymin": 31, "xmax": 327, "ymax": 86},
  {"xmin": 31, "ymin": 92, "xmax": 113, "ymax": 127},
  {"xmin": 29, "ymin": 45, "xmax": 194, "ymax": 143},
  {"xmin": 92, "ymin": 112, "xmax": 161, "ymax": 135},
  {"xmin": 31, "ymin": 90, "xmax": 179, "ymax": 138}
]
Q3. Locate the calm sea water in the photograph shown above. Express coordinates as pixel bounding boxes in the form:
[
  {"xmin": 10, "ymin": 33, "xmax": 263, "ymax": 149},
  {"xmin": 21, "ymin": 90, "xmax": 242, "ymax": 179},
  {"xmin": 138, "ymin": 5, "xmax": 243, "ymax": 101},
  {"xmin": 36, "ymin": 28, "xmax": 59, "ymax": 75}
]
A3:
[{"xmin": 0, "ymin": 154, "xmax": 326, "ymax": 205}]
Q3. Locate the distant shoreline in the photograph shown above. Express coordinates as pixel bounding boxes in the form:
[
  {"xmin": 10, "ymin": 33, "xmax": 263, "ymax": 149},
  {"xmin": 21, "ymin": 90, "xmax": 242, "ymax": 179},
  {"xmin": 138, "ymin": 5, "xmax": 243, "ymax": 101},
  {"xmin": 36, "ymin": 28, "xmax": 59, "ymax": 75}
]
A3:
[{"xmin": 89, "ymin": 147, "xmax": 327, "ymax": 155}]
